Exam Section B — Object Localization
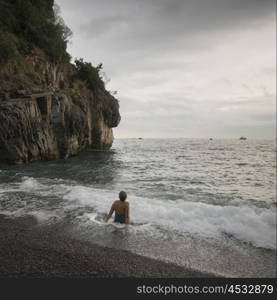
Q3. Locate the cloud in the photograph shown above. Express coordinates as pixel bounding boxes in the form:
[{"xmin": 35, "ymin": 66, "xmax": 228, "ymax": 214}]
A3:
[
  {"xmin": 56, "ymin": 0, "xmax": 276, "ymax": 138},
  {"xmin": 80, "ymin": 15, "xmax": 129, "ymax": 38}
]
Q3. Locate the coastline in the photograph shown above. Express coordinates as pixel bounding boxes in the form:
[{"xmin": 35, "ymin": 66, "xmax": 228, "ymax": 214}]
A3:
[{"xmin": 0, "ymin": 214, "xmax": 218, "ymax": 278}]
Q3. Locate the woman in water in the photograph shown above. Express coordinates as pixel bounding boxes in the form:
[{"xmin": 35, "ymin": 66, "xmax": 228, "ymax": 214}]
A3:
[{"xmin": 105, "ymin": 191, "xmax": 130, "ymax": 224}]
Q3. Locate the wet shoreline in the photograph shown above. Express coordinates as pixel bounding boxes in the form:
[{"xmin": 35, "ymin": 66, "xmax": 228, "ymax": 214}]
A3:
[{"xmin": 0, "ymin": 215, "xmax": 217, "ymax": 278}]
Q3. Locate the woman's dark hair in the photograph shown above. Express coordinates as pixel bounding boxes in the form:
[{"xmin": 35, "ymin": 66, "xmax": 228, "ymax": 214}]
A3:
[{"xmin": 119, "ymin": 191, "xmax": 127, "ymax": 201}]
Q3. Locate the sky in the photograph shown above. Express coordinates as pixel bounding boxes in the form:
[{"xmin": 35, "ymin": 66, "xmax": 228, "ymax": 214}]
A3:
[{"xmin": 56, "ymin": 0, "xmax": 276, "ymax": 139}]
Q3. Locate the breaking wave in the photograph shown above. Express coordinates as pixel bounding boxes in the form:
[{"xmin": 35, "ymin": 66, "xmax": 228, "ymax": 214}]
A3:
[{"xmin": 0, "ymin": 176, "xmax": 276, "ymax": 249}]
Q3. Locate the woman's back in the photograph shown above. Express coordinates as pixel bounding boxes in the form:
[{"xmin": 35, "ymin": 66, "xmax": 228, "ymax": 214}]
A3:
[
  {"xmin": 106, "ymin": 191, "xmax": 130, "ymax": 224},
  {"xmin": 113, "ymin": 200, "xmax": 128, "ymax": 214}
]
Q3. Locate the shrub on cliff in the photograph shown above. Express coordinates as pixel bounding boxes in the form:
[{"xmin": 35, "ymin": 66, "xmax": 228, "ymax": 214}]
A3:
[
  {"xmin": 0, "ymin": 31, "xmax": 19, "ymax": 64},
  {"xmin": 74, "ymin": 58, "xmax": 105, "ymax": 92},
  {"xmin": 0, "ymin": 0, "xmax": 71, "ymax": 64}
]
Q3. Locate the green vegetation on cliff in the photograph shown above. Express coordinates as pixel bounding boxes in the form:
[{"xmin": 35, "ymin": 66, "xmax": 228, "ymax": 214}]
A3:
[
  {"xmin": 74, "ymin": 59, "xmax": 105, "ymax": 92},
  {"xmin": 0, "ymin": 0, "xmax": 106, "ymax": 94},
  {"xmin": 0, "ymin": 0, "xmax": 71, "ymax": 63}
]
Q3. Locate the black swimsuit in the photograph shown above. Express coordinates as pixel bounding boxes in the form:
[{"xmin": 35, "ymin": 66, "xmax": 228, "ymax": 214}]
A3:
[{"xmin": 114, "ymin": 212, "xmax": 125, "ymax": 224}]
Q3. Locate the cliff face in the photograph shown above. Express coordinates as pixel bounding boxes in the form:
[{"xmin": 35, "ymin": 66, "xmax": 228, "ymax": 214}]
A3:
[
  {"xmin": 0, "ymin": 56, "xmax": 120, "ymax": 164},
  {"xmin": 0, "ymin": 91, "xmax": 120, "ymax": 164},
  {"xmin": 0, "ymin": 52, "xmax": 120, "ymax": 164}
]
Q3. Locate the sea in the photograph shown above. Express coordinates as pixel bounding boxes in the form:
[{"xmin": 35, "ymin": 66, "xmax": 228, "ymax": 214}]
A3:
[{"xmin": 0, "ymin": 138, "xmax": 276, "ymax": 277}]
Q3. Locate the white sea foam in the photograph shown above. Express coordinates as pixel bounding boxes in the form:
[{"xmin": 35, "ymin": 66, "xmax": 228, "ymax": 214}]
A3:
[
  {"xmin": 62, "ymin": 184, "xmax": 276, "ymax": 249},
  {"xmin": 0, "ymin": 209, "xmax": 58, "ymax": 223},
  {"xmin": 19, "ymin": 176, "xmax": 43, "ymax": 191},
  {"xmin": 2, "ymin": 177, "xmax": 276, "ymax": 249},
  {"xmin": 29, "ymin": 210, "xmax": 59, "ymax": 222}
]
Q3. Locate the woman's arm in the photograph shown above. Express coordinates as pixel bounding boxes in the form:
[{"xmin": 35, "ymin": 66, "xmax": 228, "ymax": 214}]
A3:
[{"xmin": 105, "ymin": 202, "xmax": 115, "ymax": 222}]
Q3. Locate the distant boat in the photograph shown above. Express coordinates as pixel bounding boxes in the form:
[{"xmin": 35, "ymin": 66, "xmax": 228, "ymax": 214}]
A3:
[
  {"xmin": 209, "ymin": 138, "xmax": 213, "ymax": 141},
  {"xmin": 239, "ymin": 136, "xmax": 247, "ymax": 140},
  {"xmin": 138, "ymin": 137, "xmax": 143, "ymax": 140}
]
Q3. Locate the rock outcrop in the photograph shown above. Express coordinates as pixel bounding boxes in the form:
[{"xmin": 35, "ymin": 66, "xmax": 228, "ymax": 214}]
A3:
[
  {"xmin": 0, "ymin": 90, "xmax": 120, "ymax": 164},
  {"xmin": 0, "ymin": 0, "xmax": 121, "ymax": 164},
  {"xmin": 0, "ymin": 55, "xmax": 120, "ymax": 164}
]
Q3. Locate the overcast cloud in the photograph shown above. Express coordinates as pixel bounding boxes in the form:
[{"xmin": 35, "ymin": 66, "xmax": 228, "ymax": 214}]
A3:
[{"xmin": 56, "ymin": 0, "xmax": 276, "ymax": 138}]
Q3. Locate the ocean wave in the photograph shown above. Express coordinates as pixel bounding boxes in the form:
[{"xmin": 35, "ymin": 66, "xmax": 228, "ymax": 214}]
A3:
[
  {"xmin": 64, "ymin": 185, "xmax": 276, "ymax": 249},
  {"xmin": 1, "ymin": 176, "xmax": 276, "ymax": 250}
]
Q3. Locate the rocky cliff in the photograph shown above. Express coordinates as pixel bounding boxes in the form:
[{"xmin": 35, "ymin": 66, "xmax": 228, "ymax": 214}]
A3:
[{"xmin": 0, "ymin": 1, "xmax": 120, "ymax": 164}]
